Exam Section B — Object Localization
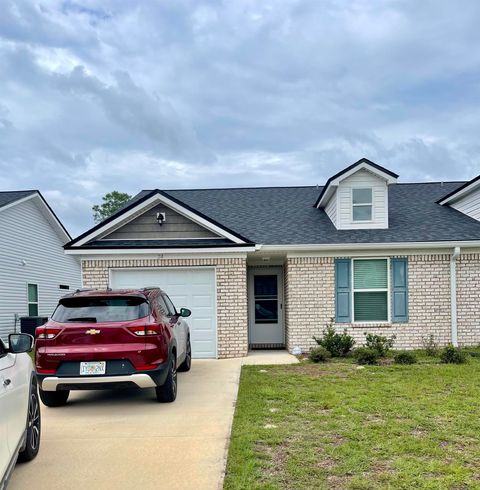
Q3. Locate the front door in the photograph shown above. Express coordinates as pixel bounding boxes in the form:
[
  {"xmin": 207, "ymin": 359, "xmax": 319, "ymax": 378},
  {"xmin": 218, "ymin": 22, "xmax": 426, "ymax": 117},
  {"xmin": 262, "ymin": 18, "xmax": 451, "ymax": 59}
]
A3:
[{"xmin": 248, "ymin": 267, "xmax": 284, "ymax": 347}]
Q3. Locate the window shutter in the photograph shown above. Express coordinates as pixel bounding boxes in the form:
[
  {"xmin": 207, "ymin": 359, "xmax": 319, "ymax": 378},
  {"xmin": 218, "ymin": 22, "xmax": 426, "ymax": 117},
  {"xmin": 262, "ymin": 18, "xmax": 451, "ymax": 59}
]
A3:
[
  {"xmin": 335, "ymin": 259, "xmax": 351, "ymax": 323},
  {"xmin": 391, "ymin": 258, "xmax": 408, "ymax": 323}
]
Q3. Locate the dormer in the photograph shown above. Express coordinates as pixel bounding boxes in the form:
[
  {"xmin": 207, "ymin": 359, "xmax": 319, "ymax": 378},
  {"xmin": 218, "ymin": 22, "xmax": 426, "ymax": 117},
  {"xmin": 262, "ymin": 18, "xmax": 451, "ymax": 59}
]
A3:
[
  {"xmin": 314, "ymin": 158, "xmax": 398, "ymax": 230},
  {"xmin": 437, "ymin": 174, "xmax": 480, "ymax": 220}
]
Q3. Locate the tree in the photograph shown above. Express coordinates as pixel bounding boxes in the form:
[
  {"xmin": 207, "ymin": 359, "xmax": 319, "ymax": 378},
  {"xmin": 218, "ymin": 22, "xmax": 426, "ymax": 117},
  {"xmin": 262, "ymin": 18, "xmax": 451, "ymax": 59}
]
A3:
[{"xmin": 92, "ymin": 191, "xmax": 132, "ymax": 223}]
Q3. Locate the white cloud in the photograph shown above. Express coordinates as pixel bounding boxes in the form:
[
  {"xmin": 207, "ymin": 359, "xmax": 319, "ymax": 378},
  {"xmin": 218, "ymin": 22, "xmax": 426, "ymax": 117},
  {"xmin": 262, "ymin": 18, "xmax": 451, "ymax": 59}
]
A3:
[{"xmin": 0, "ymin": 0, "xmax": 480, "ymax": 236}]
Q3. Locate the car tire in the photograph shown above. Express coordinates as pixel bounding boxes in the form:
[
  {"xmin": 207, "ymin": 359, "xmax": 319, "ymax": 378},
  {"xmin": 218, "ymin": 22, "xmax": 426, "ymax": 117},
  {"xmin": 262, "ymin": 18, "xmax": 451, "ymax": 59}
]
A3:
[
  {"xmin": 178, "ymin": 337, "xmax": 192, "ymax": 372},
  {"xmin": 39, "ymin": 388, "xmax": 69, "ymax": 407},
  {"xmin": 18, "ymin": 380, "xmax": 41, "ymax": 462},
  {"xmin": 155, "ymin": 356, "xmax": 177, "ymax": 403}
]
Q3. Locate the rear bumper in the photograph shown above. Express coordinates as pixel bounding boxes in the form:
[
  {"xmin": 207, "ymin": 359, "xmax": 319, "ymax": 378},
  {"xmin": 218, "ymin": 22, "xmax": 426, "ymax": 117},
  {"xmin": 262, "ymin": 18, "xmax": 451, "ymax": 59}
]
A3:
[{"xmin": 37, "ymin": 362, "xmax": 169, "ymax": 391}]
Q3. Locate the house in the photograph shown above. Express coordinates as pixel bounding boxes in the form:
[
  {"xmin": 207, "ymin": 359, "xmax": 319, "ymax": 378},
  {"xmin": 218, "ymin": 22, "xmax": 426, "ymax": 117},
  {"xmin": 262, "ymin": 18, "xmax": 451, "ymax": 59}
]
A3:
[
  {"xmin": 0, "ymin": 191, "xmax": 81, "ymax": 340},
  {"xmin": 64, "ymin": 159, "xmax": 480, "ymax": 358}
]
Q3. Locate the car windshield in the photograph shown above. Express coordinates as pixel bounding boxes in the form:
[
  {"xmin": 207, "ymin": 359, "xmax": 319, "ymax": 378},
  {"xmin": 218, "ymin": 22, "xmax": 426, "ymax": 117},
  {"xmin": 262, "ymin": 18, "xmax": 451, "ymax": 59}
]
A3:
[{"xmin": 52, "ymin": 296, "xmax": 150, "ymax": 323}]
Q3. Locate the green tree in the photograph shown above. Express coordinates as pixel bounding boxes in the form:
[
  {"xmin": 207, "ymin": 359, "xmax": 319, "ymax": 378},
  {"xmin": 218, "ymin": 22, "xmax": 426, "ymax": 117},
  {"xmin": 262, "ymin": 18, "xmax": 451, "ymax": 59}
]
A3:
[{"xmin": 92, "ymin": 191, "xmax": 132, "ymax": 223}]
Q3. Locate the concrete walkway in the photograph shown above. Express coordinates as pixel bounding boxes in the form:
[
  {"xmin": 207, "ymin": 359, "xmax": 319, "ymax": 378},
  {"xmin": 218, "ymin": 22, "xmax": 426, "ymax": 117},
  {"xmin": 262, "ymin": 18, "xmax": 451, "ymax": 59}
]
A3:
[
  {"xmin": 10, "ymin": 359, "xmax": 242, "ymax": 490},
  {"xmin": 242, "ymin": 350, "xmax": 299, "ymax": 365}
]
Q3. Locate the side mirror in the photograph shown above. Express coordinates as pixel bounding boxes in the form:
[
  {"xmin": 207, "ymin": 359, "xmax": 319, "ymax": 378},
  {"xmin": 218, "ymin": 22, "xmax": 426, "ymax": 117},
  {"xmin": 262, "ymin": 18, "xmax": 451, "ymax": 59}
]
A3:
[
  {"xmin": 8, "ymin": 333, "xmax": 34, "ymax": 354},
  {"xmin": 179, "ymin": 308, "xmax": 191, "ymax": 318}
]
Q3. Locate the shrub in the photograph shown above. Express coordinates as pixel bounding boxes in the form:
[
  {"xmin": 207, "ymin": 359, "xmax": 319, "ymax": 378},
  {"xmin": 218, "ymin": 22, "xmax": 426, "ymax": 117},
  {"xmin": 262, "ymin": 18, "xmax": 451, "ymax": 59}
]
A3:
[
  {"xmin": 394, "ymin": 351, "xmax": 417, "ymax": 365},
  {"xmin": 440, "ymin": 345, "xmax": 467, "ymax": 364},
  {"xmin": 308, "ymin": 346, "xmax": 331, "ymax": 363},
  {"xmin": 313, "ymin": 318, "xmax": 355, "ymax": 357},
  {"xmin": 422, "ymin": 334, "xmax": 439, "ymax": 357},
  {"xmin": 354, "ymin": 347, "xmax": 380, "ymax": 365},
  {"xmin": 364, "ymin": 332, "xmax": 396, "ymax": 357}
]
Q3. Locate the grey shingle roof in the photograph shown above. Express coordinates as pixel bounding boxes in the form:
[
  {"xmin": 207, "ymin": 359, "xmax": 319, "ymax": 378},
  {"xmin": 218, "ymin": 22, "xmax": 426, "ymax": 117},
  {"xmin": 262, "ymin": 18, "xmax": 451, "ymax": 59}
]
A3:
[
  {"xmin": 162, "ymin": 181, "xmax": 480, "ymax": 244},
  {"xmin": 84, "ymin": 239, "xmax": 239, "ymax": 248},
  {"xmin": 0, "ymin": 190, "xmax": 37, "ymax": 209},
  {"xmin": 77, "ymin": 181, "xmax": 480, "ymax": 247}
]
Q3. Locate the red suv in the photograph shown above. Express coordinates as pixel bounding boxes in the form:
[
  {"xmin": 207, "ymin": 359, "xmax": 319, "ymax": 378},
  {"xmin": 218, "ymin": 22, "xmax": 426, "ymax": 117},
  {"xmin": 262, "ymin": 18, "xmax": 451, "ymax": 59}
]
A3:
[{"xmin": 34, "ymin": 288, "xmax": 192, "ymax": 406}]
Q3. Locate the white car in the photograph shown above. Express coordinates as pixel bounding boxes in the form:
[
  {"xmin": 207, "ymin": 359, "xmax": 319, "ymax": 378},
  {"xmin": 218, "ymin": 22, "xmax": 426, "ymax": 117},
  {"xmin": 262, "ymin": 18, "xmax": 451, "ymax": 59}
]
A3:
[{"xmin": 0, "ymin": 333, "xmax": 40, "ymax": 489}]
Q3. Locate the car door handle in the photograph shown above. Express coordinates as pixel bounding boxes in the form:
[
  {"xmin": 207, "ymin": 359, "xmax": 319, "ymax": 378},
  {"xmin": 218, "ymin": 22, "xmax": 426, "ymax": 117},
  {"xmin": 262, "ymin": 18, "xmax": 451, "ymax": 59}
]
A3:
[{"xmin": 3, "ymin": 379, "xmax": 11, "ymax": 387}]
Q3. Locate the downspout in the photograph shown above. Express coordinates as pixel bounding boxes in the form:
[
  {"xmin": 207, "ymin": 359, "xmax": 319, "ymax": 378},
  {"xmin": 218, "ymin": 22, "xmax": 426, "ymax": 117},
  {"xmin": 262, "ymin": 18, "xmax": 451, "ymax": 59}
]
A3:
[{"xmin": 450, "ymin": 246, "xmax": 460, "ymax": 347}]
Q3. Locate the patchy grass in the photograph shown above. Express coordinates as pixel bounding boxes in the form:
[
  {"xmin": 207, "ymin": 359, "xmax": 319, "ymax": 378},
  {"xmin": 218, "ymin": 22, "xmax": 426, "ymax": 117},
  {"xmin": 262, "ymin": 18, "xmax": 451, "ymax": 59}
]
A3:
[{"xmin": 224, "ymin": 354, "xmax": 480, "ymax": 489}]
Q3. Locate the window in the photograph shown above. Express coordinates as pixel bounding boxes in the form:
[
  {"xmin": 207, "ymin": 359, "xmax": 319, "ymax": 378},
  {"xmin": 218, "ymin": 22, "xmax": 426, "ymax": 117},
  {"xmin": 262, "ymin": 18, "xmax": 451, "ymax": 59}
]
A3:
[
  {"xmin": 51, "ymin": 296, "xmax": 150, "ymax": 323},
  {"xmin": 162, "ymin": 294, "xmax": 177, "ymax": 317},
  {"xmin": 352, "ymin": 188, "xmax": 372, "ymax": 221},
  {"xmin": 353, "ymin": 259, "xmax": 388, "ymax": 322},
  {"xmin": 27, "ymin": 284, "xmax": 39, "ymax": 316}
]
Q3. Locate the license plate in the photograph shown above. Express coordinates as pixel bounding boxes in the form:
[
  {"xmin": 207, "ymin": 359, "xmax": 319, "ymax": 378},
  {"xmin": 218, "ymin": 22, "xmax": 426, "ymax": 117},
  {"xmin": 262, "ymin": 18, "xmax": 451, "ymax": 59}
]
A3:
[{"xmin": 80, "ymin": 361, "xmax": 106, "ymax": 376}]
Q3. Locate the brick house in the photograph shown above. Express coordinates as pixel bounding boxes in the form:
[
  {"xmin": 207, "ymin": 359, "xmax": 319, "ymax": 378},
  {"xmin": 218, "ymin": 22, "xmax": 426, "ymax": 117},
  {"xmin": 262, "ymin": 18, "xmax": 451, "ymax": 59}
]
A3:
[{"xmin": 65, "ymin": 159, "xmax": 480, "ymax": 358}]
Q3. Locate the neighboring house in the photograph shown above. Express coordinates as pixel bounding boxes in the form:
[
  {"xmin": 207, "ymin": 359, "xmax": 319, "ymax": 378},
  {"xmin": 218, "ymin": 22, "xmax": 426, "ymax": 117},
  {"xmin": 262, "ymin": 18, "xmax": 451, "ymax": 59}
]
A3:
[
  {"xmin": 64, "ymin": 159, "xmax": 480, "ymax": 358},
  {"xmin": 0, "ymin": 191, "xmax": 81, "ymax": 341}
]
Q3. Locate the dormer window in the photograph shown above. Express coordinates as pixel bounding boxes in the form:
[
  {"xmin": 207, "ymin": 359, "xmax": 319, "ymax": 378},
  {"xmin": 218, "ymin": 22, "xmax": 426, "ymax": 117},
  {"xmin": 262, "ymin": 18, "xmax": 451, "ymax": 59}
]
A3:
[{"xmin": 352, "ymin": 188, "xmax": 372, "ymax": 221}]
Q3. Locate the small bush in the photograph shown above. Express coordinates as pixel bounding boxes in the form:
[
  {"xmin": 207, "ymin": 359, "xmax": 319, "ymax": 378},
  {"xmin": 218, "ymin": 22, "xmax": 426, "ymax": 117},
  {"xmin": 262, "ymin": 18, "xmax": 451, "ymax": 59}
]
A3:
[
  {"xmin": 308, "ymin": 346, "xmax": 331, "ymax": 363},
  {"xmin": 354, "ymin": 347, "xmax": 380, "ymax": 365},
  {"xmin": 394, "ymin": 351, "xmax": 417, "ymax": 365},
  {"xmin": 313, "ymin": 318, "xmax": 355, "ymax": 357},
  {"xmin": 422, "ymin": 334, "xmax": 438, "ymax": 357},
  {"xmin": 440, "ymin": 345, "xmax": 467, "ymax": 364},
  {"xmin": 364, "ymin": 332, "xmax": 396, "ymax": 357}
]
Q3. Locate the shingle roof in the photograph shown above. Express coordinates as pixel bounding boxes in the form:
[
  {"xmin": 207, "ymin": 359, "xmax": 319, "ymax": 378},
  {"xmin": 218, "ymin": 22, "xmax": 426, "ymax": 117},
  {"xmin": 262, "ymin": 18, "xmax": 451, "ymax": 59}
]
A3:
[
  {"xmin": 83, "ymin": 238, "xmax": 240, "ymax": 248},
  {"xmin": 0, "ymin": 190, "xmax": 37, "ymax": 209},
  {"xmin": 160, "ymin": 181, "xmax": 480, "ymax": 244},
  {"xmin": 77, "ymin": 180, "xmax": 480, "ymax": 247}
]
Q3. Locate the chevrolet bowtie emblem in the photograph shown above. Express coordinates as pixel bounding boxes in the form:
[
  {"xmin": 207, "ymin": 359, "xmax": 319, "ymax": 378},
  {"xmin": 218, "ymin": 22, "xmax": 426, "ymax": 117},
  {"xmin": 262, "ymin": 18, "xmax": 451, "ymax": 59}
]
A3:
[{"xmin": 85, "ymin": 329, "xmax": 100, "ymax": 335}]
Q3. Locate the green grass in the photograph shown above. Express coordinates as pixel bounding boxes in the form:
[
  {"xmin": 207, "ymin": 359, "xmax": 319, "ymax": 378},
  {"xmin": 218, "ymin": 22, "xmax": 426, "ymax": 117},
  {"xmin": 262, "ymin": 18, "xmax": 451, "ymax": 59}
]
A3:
[{"xmin": 224, "ymin": 354, "xmax": 480, "ymax": 489}]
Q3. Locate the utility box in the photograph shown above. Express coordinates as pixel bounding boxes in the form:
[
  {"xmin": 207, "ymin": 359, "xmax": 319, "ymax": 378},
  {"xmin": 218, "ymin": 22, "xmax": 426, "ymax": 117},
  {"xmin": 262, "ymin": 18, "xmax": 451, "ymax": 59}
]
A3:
[{"xmin": 20, "ymin": 316, "xmax": 48, "ymax": 337}]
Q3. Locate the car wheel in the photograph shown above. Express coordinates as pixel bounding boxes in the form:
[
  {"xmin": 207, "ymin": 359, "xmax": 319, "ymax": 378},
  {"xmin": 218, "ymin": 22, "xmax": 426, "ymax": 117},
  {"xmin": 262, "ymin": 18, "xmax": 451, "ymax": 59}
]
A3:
[
  {"xmin": 39, "ymin": 388, "xmax": 69, "ymax": 407},
  {"xmin": 155, "ymin": 356, "xmax": 177, "ymax": 403},
  {"xmin": 18, "ymin": 381, "xmax": 41, "ymax": 462},
  {"xmin": 178, "ymin": 337, "xmax": 192, "ymax": 372}
]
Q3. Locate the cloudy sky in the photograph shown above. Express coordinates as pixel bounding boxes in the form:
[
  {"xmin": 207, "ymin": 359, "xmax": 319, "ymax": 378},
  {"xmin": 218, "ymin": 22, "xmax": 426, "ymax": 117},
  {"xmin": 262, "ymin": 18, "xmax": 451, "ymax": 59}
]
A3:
[{"xmin": 1, "ymin": 0, "xmax": 480, "ymax": 236}]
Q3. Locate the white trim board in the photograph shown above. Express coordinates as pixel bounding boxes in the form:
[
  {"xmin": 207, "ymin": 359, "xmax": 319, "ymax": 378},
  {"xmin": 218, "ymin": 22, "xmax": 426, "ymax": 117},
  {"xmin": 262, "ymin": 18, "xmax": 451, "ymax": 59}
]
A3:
[
  {"xmin": 67, "ymin": 246, "xmax": 256, "ymax": 255},
  {"xmin": 71, "ymin": 192, "xmax": 248, "ymax": 247}
]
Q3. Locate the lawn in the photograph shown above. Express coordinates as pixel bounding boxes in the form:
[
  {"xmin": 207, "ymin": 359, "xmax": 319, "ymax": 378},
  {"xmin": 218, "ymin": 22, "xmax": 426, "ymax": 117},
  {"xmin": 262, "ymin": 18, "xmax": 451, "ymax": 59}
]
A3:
[{"xmin": 224, "ymin": 355, "xmax": 480, "ymax": 490}]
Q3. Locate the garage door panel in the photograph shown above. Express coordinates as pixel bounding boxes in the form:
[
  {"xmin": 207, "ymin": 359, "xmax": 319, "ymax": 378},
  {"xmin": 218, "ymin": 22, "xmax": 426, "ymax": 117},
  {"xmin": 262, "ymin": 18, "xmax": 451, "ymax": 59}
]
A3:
[{"xmin": 110, "ymin": 268, "xmax": 216, "ymax": 358}]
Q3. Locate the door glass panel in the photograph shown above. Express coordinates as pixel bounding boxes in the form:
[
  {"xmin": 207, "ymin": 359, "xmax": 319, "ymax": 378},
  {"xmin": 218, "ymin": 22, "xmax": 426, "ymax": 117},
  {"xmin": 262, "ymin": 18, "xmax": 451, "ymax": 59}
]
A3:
[{"xmin": 254, "ymin": 275, "xmax": 278, "ymax": 323}]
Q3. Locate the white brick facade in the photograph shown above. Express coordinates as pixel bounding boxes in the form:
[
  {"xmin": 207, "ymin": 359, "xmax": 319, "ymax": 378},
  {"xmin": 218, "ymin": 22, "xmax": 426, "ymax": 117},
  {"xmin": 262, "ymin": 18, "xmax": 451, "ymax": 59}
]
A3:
[
  {"xmin": 81, "ymin": 258, "xmax": 248, "ymax": 358},
  {"xmin": 285, "ymin": 254, "xmax": 480, "ymax": 352}
]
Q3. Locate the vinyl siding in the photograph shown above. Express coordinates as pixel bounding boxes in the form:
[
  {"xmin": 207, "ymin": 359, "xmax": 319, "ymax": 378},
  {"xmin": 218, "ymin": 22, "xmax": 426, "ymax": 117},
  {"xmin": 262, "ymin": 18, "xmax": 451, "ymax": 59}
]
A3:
[
  {"xmin": 103, "ymin": 203, "xmax": 219, "ymax": 240},
  {"xmin": 325, "ymin": 193, "xmax": 337, "ymax": 227},
  {"xmin": 336, "ymin": 169, "xmax": 389, "ymax": 229},
  {"xmin": 451, "ymin": 190, "xmax": 480, "ymax": 221},
  {"xmin": 0, "ymin": 197, "xmax": 81, "ymax": 340}
]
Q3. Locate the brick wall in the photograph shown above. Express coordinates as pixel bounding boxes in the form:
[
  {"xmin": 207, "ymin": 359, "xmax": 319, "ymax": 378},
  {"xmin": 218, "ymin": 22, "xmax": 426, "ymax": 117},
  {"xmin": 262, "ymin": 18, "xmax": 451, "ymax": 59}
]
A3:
[
  {"xmin": 284, "ymin": 254, "xmax": 480, "ymax": 352},
  {"xmin": 81, "ymin": 258, "xmax": 248, "ymax": 358},
  {"xmin": 457, "ymin": 254, "xmax": 480, "ymax": 346}
]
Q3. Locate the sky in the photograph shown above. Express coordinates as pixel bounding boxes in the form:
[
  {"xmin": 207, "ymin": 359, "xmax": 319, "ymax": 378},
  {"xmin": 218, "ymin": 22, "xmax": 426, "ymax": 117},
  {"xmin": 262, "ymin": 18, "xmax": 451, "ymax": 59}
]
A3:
[{"xmin": 1, "ymin": 0, "xmax": 480, "ymax": 237}]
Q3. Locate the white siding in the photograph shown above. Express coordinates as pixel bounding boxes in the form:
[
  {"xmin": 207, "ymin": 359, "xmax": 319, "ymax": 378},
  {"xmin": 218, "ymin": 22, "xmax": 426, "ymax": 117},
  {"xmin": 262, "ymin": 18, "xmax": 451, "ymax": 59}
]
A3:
[
  {"xmin": 451, "ymin": 190, "xmax": 480, "ymax": 221},
  {"xmin": 325, "ymin": 193, "xmax": 337, "ymax": 226},
  {"xmin": 336, "ymin": 169, "xmax": 389, "ymax": 229},
  {"xmin": 0, "ymin": 198, "xmax": 81, "ymax": 340}
]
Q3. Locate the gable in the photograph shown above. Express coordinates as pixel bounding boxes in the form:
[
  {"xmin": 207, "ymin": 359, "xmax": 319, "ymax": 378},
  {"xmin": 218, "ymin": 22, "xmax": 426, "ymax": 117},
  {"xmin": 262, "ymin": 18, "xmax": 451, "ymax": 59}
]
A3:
[
  {"xmin": 102, "ymin": 203, "xmax": 220, "ymax": 240},
  {"xmin": 65, "ymin": 189, "xmax": 251, "ymax": 249}
]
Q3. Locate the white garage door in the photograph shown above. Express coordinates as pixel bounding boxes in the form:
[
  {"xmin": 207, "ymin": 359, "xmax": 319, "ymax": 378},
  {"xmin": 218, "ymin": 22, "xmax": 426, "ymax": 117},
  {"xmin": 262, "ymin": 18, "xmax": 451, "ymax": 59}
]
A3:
[{"xmin": 110, "ymin": 268, "xmax": 217, "ymax": 359}]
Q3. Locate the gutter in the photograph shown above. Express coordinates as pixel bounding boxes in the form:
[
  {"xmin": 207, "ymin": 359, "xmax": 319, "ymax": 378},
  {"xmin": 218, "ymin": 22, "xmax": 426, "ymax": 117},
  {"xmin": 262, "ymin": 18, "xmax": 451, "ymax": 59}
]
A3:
[{"xmin": 450, "ymin": 246, "xmax": 461, "ymax": 346}]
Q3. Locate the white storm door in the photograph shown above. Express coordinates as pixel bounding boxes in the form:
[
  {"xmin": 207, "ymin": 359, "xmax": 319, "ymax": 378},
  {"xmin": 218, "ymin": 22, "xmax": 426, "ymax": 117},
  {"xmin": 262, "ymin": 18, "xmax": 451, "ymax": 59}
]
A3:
[{"xmin": 248, "ymin": 268, "xmax": 284, "ymax": 346}]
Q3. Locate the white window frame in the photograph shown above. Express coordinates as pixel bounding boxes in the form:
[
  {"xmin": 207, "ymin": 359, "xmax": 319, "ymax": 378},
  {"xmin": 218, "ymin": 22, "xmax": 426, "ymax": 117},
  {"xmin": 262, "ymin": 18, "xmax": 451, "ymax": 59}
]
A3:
[
  {"xmin": 27, "ymin": 283, "xmax": 39, "ymax": 317},
  {"xmin": 351, "ymin": 257, "xmax": 390, "ymax": 324},
  {"xmin": 351, "ymin": 187, "xmax": 373, "ymax": 222}
]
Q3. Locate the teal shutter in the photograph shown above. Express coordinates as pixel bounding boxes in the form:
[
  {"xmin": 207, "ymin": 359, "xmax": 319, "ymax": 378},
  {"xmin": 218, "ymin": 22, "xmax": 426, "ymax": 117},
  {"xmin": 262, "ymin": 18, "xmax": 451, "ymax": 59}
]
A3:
[
  {"xmin": 391, "ymin": 258, "xmax": 408, "ymax": 323},
  {"xmin": 335, "ymin": 259, "xmax": 351, "ymax": 323}
]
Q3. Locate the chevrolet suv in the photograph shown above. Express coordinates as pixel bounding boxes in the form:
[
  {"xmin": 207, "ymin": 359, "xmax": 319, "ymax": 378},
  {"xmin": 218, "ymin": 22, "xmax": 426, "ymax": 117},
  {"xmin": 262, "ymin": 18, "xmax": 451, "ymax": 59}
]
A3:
[{"xmin": 35, "ymin": 288, "xmax": 192, "ymax": 406}]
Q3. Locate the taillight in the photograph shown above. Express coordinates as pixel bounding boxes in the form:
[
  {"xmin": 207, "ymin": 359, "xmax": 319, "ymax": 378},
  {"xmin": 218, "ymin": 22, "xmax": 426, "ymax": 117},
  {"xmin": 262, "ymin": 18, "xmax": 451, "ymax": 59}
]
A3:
[
  {"xmin": 35, "ymin": 326, "xmax": 62, "ymax": 339},
  {"xmin": 127, "ymin": 324, "xmax": 162, "ymax": 336}
]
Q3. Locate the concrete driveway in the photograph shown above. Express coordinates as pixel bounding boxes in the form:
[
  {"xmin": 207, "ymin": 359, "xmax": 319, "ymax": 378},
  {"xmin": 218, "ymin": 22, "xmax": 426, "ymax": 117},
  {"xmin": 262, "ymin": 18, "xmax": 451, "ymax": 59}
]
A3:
[{"xmin": 9, "ymin": 359, "xmax": 242, "ymax": 490}]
